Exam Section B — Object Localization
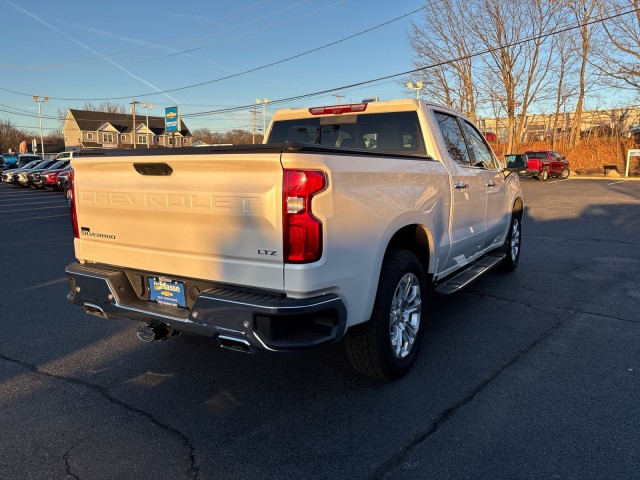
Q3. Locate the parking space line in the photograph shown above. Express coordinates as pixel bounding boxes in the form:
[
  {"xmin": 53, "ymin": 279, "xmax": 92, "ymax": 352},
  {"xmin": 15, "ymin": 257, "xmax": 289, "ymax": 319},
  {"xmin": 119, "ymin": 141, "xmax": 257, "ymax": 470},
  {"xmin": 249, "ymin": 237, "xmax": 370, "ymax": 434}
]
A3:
[
  {"xmin": 2, "ymin": 213, "xmax": 71, "ymax": 222},
  {"xmin": 0, "ymin": 205, "xmax": 68, "ymax": 213},
  {"xmin": 0, "ymin": 192, "xmax": 61, "ymax": 199},
  {"xmin": 0, "ymin": 200, "xmax": 64, "ymax": 207}
]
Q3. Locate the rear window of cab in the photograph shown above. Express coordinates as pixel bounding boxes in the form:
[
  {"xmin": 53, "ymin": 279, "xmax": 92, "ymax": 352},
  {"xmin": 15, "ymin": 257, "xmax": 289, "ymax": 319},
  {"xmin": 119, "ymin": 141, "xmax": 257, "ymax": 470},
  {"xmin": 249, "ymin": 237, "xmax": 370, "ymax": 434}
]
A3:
[{"xmin": 267, "ymin": 111, "xmax": 427, "ymax": 155}]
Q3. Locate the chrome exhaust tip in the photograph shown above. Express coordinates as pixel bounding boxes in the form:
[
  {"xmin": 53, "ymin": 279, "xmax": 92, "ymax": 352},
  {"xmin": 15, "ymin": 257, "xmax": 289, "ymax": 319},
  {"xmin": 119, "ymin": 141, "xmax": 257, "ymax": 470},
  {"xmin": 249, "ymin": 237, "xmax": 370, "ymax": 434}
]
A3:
[
  {"xmin": 217, "ymin": 335, "xmax": 252, "ymax": 353},
  {"xmin": 83, "ymin": 303, "xmax": 108, "ymax": 319}
]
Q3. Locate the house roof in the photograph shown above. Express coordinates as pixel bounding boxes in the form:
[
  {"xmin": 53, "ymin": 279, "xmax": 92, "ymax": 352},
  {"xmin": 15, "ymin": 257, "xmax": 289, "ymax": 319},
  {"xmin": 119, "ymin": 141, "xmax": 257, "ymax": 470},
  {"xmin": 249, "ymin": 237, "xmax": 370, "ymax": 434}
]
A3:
[{"xmin": 68, "ymin": 109, "xmax": 191, "ymax": 136}]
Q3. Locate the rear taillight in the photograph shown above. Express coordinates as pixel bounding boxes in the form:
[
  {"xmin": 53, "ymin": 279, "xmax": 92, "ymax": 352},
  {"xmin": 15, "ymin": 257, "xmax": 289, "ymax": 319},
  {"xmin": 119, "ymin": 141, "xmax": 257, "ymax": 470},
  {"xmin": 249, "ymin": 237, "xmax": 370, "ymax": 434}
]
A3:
[
  {"xmin": 283, "ymin": 169, "xmax": 326, "ymax": 263},
  {"xmin": 69, "ymin": 169, "xmax": 79, "ymax": 239}
]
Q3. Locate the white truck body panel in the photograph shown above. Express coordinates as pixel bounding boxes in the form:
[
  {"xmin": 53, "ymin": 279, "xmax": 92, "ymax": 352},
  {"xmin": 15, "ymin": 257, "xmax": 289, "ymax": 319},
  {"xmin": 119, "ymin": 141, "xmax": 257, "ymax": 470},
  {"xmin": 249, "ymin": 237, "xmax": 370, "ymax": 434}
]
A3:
[{"xmin": 73, "ymin": 153, "xmax": 285, "ymax": 291}]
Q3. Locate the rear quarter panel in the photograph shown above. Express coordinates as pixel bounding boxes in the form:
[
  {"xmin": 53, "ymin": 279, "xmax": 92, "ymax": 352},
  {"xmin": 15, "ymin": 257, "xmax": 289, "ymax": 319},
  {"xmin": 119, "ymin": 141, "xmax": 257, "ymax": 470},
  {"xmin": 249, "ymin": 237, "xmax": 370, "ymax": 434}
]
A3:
[{"xmin": 281, "ymin": 151, "xmax": 450, "ymax": 328}]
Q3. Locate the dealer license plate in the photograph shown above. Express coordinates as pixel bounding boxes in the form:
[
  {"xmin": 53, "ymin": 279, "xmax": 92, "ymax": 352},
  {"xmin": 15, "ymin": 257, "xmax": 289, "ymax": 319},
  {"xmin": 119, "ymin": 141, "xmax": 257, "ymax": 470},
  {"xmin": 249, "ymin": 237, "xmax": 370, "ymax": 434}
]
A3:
[{"xmin": 148, "ymin": 277, "xmax": 186, "ymax": 308}]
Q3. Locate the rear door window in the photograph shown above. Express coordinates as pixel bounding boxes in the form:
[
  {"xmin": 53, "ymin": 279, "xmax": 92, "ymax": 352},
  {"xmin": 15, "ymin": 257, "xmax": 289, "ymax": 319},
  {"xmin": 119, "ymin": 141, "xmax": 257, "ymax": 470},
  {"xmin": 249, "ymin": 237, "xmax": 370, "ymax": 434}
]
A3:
[{"xmin": 433, "ymin": 112, "xmax": 472, "ymax": 166}]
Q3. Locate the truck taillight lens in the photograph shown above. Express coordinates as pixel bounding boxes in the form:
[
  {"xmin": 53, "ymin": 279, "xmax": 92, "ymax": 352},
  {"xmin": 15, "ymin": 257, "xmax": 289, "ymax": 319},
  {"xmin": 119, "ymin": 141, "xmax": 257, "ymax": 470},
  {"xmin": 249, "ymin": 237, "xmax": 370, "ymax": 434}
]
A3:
[
  {"xmin": 69, "ymin": 169, "xmax": 79, "ymax": 239},
  {"xmin": 283, "ymin": 169, "xmax": 326, "ymax": 263}
]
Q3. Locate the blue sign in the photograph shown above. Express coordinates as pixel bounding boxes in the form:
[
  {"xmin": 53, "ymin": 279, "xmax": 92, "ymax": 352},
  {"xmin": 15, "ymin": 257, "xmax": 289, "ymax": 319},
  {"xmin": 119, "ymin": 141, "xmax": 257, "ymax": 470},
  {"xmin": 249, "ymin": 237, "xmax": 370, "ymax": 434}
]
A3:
[{"xmin": 165, "ymin": 106, "xmax": 179, "ymax": 132}]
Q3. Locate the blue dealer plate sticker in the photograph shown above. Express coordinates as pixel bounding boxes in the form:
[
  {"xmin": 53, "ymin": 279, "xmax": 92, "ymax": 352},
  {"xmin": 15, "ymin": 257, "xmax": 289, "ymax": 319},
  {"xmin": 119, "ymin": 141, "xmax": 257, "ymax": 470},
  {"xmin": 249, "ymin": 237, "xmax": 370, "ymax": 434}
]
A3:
[{"xmin": 148, "ymin": 277, "xmax": 186, "ymax": 307}]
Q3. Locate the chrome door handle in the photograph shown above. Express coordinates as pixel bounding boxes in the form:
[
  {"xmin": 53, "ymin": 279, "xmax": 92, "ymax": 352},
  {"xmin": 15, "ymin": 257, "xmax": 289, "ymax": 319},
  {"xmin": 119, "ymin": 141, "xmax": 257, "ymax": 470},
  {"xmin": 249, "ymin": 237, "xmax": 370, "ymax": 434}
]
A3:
[
  {"xmin": 454, "ymin": 181, "xmax": 469, "ymax": 189},
  {"xmin": 486, "ymin": 181, "xmax": 495, "ymax": 187}
]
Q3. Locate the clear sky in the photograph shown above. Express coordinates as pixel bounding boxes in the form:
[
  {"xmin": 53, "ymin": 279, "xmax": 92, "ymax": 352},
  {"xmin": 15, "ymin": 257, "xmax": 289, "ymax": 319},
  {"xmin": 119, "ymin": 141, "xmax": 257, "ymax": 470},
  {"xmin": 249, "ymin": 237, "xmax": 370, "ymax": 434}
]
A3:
[{"xmin": 0, "ymin": 0, "xmax": 426, "ymax": 137}]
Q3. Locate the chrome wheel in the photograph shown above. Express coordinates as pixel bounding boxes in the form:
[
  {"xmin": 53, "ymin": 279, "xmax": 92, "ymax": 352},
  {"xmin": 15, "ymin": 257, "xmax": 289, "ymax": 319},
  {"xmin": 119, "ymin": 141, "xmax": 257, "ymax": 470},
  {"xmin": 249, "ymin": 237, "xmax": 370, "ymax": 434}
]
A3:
[
  {"xmin": 389, "ymin": 273, "xmax": 422, "ymax": 359},
  {"xmin": 509, "ymin": 217, "xmax": 521, "ymax": 262}
]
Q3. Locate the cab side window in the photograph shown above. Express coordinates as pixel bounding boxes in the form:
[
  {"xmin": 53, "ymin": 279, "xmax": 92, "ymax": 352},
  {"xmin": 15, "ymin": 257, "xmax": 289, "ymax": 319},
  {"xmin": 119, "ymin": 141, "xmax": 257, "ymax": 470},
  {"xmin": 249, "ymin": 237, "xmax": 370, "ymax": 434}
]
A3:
[
  {"xmin": 462, "ymin": 121, "xmax": 500, "ymax": 169},
  {"xmin": 434, "ymin": 112, "xmax": 472, "ymax": 166}
]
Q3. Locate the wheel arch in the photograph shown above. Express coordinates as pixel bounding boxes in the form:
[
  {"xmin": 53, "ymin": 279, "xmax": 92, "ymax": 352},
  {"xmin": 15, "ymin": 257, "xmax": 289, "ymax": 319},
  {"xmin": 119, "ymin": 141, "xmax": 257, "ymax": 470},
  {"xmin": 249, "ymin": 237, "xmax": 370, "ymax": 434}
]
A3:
[
  {"xmin": 513, "ymin": 196, "xmax": 524, "ymax": 216},
  {"xmin": 383, "ymin": 224, "xmax": 433, "ymax": 288}
]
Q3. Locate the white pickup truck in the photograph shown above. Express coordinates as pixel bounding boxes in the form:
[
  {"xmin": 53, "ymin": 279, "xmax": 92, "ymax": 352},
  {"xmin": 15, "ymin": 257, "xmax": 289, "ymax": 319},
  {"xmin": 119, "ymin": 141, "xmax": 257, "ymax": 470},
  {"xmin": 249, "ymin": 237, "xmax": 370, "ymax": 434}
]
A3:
[{"xmin": 65, "ymin": 99, "xmax": 525, "ymax": 380}]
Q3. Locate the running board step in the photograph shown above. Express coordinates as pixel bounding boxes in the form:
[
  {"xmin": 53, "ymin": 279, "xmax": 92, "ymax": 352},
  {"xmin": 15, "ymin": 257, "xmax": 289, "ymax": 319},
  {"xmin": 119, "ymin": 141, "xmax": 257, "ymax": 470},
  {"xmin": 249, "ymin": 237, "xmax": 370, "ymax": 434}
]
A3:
[{"xmin": 435, "ymin": 253, "xmax": 505, "ymax": 295}]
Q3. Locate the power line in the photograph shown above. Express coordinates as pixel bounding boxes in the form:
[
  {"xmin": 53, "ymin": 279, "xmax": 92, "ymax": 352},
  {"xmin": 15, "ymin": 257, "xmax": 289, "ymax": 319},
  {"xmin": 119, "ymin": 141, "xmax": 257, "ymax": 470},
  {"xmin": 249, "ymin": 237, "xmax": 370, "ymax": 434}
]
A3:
[
  {"xmin": 179, "ymin": 5, "xmax": 640, "ymax": 119},
  {"xmin": 0, "ymin": 4, "xmax": 432, "ymax": 101}
]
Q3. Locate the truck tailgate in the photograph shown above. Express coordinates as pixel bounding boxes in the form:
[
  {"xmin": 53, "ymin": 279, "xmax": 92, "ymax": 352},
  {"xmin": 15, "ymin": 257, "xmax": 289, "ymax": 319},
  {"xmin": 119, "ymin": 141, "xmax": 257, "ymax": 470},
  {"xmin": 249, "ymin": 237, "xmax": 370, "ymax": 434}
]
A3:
[{"xmin": 72, "ymin": 152, "xmax": 284, "ymax": 291}]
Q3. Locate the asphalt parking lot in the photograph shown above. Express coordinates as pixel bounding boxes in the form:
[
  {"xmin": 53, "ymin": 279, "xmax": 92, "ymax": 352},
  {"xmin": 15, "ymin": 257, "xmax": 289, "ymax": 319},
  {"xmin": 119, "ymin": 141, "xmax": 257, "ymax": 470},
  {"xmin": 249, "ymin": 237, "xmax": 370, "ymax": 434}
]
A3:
[{"xmin": 0, "ymin": 177, "xmax": 639, "ymax": 479}]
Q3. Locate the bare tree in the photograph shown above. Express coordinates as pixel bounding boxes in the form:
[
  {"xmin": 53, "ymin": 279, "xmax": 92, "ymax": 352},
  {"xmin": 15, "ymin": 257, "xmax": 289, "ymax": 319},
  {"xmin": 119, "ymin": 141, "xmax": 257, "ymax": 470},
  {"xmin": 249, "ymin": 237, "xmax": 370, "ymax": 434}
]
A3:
[
  {"xmin": 224, "ymin": 129, "xmax": 254, "ymax": 144},
  {"xmin": 192, "ymin": 128, "xmax": 253, "ymax": 145},
  {"xmin": 81, "ymin": 101, "xmax": 127, "ymax": 113},
  {"xmin": 470, "ymin": 0, "xmax": 560, "ymax": 152},
  {"xmin": 548, "ymin": 29, "xmax": 580, "ymax": 149},
  {"xmin": 563, "ymin": 0, "xmax": 600, "ymax": 147},
  {"xmin": 409, "ymin": 0, "xmax": 478, "ymax": 120},
  {"xmin": 0, "ymin": 120, "xmax": 24, "ymax": 153},
  {"xmin": 596, "ymin": 0, "xmax": 640, "ymax": 89}
]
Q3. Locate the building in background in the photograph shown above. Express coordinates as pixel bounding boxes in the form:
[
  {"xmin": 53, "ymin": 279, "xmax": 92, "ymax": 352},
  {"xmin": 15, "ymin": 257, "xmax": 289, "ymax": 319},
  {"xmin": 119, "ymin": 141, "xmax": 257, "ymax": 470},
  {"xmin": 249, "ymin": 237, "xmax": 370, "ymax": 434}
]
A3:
[
  {"xmin": 478, "ymin": 106, "xmax": 640, "ymax": 144},
  {"xmin": 62, "ymin": 109, "xmax": 192, "ymax": 150}
]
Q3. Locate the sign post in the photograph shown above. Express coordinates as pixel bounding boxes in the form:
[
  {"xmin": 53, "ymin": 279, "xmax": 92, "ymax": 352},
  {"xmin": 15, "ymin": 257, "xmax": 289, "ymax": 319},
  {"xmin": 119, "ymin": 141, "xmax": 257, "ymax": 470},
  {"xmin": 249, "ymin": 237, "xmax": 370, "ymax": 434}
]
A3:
[{"xmin": 626, "ymin": 149, "xmax": 640, "ymax": 177}]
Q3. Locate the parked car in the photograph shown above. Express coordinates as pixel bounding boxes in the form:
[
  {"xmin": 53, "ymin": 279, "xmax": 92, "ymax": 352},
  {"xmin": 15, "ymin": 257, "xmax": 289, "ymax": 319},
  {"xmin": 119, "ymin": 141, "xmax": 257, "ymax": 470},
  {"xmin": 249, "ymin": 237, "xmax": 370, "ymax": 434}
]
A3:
[
  {"xmin": 27, "ymin": 160, "xmax": 70, "ymax": 188},
  {"xmin": 57, "ymin": 169, "xmax": 74, "ymax": 207},
  {"xmin": 56, "ymin": 169, "xmax": 70, "ymax": 191},
  {"xmin": 1, "ymin": 160, "xmax": 42, "ymax": 184},
  {"xmin": 521, "ymin": 150, "xmax": 570, "ymax": 181},
  {"xmin": 482, "ymin": 131, "xmax": 498, "ymax": 142},
  {"xmin": 15, "ymin": 159, "xmax": 58, "ymax": 187},
  {"xmin": 40, "ymin": 163, "xmax": 71, "ymax": 190},
  {"xmin": 0, "ymin": 153, "xmax": 41, "ymax": 175}
]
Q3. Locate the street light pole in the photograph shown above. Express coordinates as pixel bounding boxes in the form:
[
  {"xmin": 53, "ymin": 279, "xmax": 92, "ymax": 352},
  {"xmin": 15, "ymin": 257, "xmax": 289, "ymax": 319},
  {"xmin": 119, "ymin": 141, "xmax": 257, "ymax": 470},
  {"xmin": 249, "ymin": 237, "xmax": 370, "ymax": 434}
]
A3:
[
  {"xmin": 32, "ymin": 95, "xmax": 48, "ymax": 158},
  {"xmin": 256, "ymin": 98, "xmax": 269, "ymax": 142},
  {"xmin": 406, "ymin": 82, "xmax": 424, "ymax": 99},
  {"xmin": 140, "ymin": 102, "xmax": 155, "ymax": 148}
]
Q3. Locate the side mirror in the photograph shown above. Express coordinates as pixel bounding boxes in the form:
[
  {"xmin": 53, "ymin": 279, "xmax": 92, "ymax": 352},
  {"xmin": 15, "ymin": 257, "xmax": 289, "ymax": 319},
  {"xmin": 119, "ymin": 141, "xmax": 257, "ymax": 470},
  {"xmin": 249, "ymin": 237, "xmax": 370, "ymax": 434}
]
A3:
[{"xmin": 504, "ymin": 154, "xmax": 527, "ymax": 171}]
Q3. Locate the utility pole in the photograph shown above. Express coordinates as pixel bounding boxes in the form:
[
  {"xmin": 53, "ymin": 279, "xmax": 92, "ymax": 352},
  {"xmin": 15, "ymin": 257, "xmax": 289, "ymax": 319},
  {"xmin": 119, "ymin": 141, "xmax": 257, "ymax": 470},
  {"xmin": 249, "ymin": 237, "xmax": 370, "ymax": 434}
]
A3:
[
  {"xmin": 140, "ymin": 102, "xmax": 155, "ymax": 148},
  {"xmin": 130, "ymin": 99, "xmax": 139, "ymax": 149},
  {"xmin": 256, "ymin": 98, "xmax": 269, "ymax": 142},
  {"xmin": 250, "ymin": 106, "xmax": 258, "ymax": 144},
  {"xmin": 333, "ymin": 94, "xmax": 344, "ymax": 105}
]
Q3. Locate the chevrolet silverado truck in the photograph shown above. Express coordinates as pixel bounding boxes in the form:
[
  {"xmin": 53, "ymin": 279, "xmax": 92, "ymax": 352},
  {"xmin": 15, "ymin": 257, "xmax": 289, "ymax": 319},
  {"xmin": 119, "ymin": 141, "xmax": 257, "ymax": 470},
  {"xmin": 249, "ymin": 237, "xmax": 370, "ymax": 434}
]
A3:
[
  {"xmin": 65, "ymin": 99, "xmax": 525, "ymax": 380},
  {"xmin": 521, "ymin": 150, "xmax": 570, "ymax": 181}
]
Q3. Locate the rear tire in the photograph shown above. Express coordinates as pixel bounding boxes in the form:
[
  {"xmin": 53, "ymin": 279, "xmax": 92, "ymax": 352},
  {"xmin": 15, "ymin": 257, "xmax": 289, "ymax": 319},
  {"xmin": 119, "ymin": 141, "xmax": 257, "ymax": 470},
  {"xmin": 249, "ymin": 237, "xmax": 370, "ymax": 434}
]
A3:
[
  {"xmin": 539, "ymin": 169, "xmax": 549, "ymax": 181},
  {"xmin": 345, "ymin": 249, "xmax": 427, "ymax": 380}
]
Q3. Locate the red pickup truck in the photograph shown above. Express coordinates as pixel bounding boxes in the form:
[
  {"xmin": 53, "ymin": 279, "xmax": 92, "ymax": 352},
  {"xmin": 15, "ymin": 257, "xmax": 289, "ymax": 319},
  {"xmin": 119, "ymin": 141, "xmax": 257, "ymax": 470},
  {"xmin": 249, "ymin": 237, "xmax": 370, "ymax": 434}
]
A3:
[{"xmin": 522, "ymin": 150, "xmax": 570, "ymax": 181}]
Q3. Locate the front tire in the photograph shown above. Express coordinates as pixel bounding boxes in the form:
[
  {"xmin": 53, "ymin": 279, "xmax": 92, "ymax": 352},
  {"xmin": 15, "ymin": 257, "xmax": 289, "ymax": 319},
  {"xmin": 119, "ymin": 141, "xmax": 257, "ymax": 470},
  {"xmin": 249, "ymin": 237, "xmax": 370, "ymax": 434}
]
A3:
[
  {"xmin": 499, "ymin": 212, "xmax": 522, "ymax": 272},
  {"xmin": 65, "ymin": 186, "xmax": 73, "ymax": 208},
  {"xmin": 345, "ymin": 249, "xmax": 427, "ymax": 380},
  {"xmin": 560, "ymin": 168, "xmax": 570, "ymax": 179}
]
